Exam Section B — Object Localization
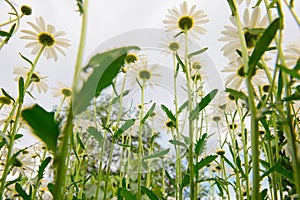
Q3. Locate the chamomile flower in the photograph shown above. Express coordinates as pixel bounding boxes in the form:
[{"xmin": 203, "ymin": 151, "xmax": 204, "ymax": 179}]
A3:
[
  {"xmin": 285, "ymin": 39, "xmax": 300, "ymax": 68},
  {"xmin": 20, "ymin": 16, "xmax": 70, "ymax": 61},
  {"xmin": 13, "ymin": 67, "xmax": 48, "ymax": 93},
  {"xmin": 222, "ymin": 58, "xmax": 266, "ymax": 90},
  {"xmin": 163, "ymin": 1, "xmax": 209, "ymax": 39},
  {"xmin": 127, "ymin": 60, "xmax": 162, "ymax": 88},
  {"xmin": 11, "ymin": 149, "xmax": 36, "ymax": 177},
  {"xmin": 219, "ymin": 7, "xmax": 269, "ymax": 61},
  {"xmin": 123, "ymin": 50, "xmax": 147, "ymax": 71},
  {"xmin": 159, "ymin": 34, "xmax": 184, "ymax": 56},
  {"xmin": 51, "ymin": 82, "xmax": 72, "ymax": 98}
]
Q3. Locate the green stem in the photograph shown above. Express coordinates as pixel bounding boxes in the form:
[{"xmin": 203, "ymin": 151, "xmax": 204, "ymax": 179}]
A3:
[
  {"xmin": 137, "ymin": 80, "xmax": 146, "ymax": 199},
  {"xmin": 103, "ymin": 139, "xmax": 116, "ymax": 200},
  {"xmin": 54, "ymin": 0, "xmax": 89, "ymax": 198},
  {"xmin": 0, "ymin": 46, "xmax": 45, "ymax": 196},
  {"xmin": 231, "ymin": 0, "xmax": 260, "ymax": 198},
  {"xmin": 183, "ymin": 31, "xmax": 195, "ymax": 199},
  {"xmin": 283, "ymin": 0, "xmax": 300, "ymax": 28},
  {"xmin": 54, "ymin": 96, "xmax": 67, "ymax": 120}
]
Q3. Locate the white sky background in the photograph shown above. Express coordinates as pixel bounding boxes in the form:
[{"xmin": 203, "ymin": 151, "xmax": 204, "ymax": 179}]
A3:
[{"xmin": 0, "ymin": 0, "xmax": 299, "ymax": 110}]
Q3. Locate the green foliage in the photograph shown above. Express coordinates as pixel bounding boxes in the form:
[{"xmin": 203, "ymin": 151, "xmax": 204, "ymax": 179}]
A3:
[
  {"xmin": 21, "ymin": 104, "xmax": 60, "ymax": 152},
  {"xmin": 73, "ymin": 46, "xmax": 139, "ymax": 115}
]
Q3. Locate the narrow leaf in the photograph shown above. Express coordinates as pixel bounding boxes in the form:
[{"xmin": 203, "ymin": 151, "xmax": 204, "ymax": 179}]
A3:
[
  {"xmin": 225, "ymin": 88, "xmax": 247, "ymax": 100},
  {"xmin": 194, "ymin": 133, "xmax": 207, "ymax": 156},
  {"xmin": 249, "ymin": 18, "xmax": 280, "ymax": 71},
  {"xmin": 22, "ymin": 104, "xmax": 60, "ymax": 152},
  {"xmin": 18, "ymin": 77, "xmax": 24, "ymax": 103},
  {"xmin": 118, "ymin": 187, "xmax": 136, "ymax": 200},
  {"xmin": 190, "ymin": 89, "xmax": 218, "ymax": 120},
  {"xmin": 113, "ymin": 119, "xmax": 135, "ymax": 140},
  {"xmin": 188, "ymin": 47, "xmax": 208, "ymax": 58},
  {"xmin": 161, "ymin": 104, "xmax": 176, "ymax": 122},
  {"xmin": 15, "ymin": 183, "xmax": 31, "ymax": 200},
  {"xmin": 176, "ymin": 53, "xmax": 186, "ymax": 73},
  {"xmin": 37, "ymin": 157, "xmax": 51, "ymax": 180},
  {"xmin": 277, "ymin": 64, "xmax": 300, "ymax": 79},
  {"xmin": 178, "ymin": 101, "xmax": 188, "ymax": 114},
  {"xmin": 142, "ymin": 103, "xmax": 156, "ymax": 124},
  {"xmin": 19, "ymin": 53, "xmax": 33, "ymax": 66},
  {"xmin": 165, "ymin": 170, "xmax": 176, "ymax": 187},
  {"xmin": 180, "ymin": 173, "xmax": 190, "ymax": 189},
  {"xmin": 169, "ymin": 139, "xmax": 187, "ymax": 148},
  {"xmin": 1, "ymin": 88, "xmax": 15, "ymax": 103},
  {"xmin": 143, "ymin": 148, "xmax": 170, "ymax": 160},
  {"xmin": 194, "ymin": 155, "xmax": 218, "ymax": 173},
  {"xmin": 141, "ymin": 187, "xmax": 159, "ymax": 200},
  {"xmin": 87, "ymin": 127, "xmax": 103, "ymax": 144}
]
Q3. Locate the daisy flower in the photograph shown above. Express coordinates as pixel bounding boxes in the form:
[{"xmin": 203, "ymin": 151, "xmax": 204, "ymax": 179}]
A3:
[
  {"xmin": 127, "ymin": 60, "xmax": 162, "ymax": 88},
  {"xmin": 10, "ymin": 149, "xmax": 36, "ymax": 177},
  {"xmin": 285, "ymin": 39, "xmax": 300, "ymax": 68},
  {"xmin": 51, "ymin": 82, "xmax": 72, "ymax": 98},
  {"xmin": 222, "ymin": 58, "xmax": 267, "ymax": 90},
  {"xmin": 20, "ymin": 16, "xmax": 70, "ymax": 61},
  {"xmin": 159, "ymin": 34, "xmax": 184, "ymax": 56},
  {"xmin": 163, "ymin": 1, "xmax": 209, "ymax": 39},
  {"xmin": 122, "ymin": 50, "xmax": 147, "ymax": 72},
  {"xmin": 219, "ymin": 7, "xmax": 269, "ymax": 61},
  {"xmin": 13, "ymin": 66, "xmax": 48, "ymax": 93}
]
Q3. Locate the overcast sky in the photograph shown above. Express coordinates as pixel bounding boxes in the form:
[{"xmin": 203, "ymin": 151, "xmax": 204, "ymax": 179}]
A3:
[{"xmin": 0, "ymin": 0, "xmax": 299, "ymax": 110}]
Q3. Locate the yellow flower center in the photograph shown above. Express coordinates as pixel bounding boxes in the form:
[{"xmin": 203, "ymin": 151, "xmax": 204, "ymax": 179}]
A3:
[
  {"xmin": 244, "ymin": 30, "xmax": 261, "ymax": 49},
  {"xmin": 192, "ymin": 62, "xmax": 202, "ymax": 70},
  {"xmin": 0, "ymin": 96, "xmax": 11, "ymax": 105},
  {"xmin": 125, "ymin": 53, "xmax": 138, "ymax": 64},
  {"xmin": 61, "ymin": 88, "xmax": 71, "ymax": 97},
  {"xmin": 139, "ymin": 70, "xmax": 151, "ymax": 80},
  {"xmin": 166, "ymin": 120, "xmax": 176, "ymax": 129},
  {"xmin": 30, "ymin": 73, "xmax": 40, "ymax": 82},
  {"xmin": 38, "ymin": 32, "xmax": 55, "ymax": 46},
  {"xmin": 237, "ymin": 65, "xmax": 256, "ymax": 77},
  {"xmin": 178, "ymin": 16, "xmax": 194, "ymax": 31},
  {"xmin": 168, "ymin": 42, "xmax": 180, "ymax": 51},
  {"xmin": 229, "ymin": 123, "xmax": 238, "ymax": 130}
]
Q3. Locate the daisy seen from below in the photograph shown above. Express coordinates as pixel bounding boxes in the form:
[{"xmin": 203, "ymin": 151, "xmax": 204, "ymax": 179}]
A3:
[
  {"xmin": 159, "ymin": 34, "xmax": 184, "ymax": 56},
  {"xmin": 219, "ymin": 7, "xmax": 269, "ymax": 61},
  {"xmin": 163, "ymin": 1, "xmax": 209, "ymax": 39},
  {"xmin": 20, "ymin": 16, "xmax": 70, "ymax": 61},
  {"xmin": 127, "ymin": 60, "xmax": 162, "ymax": 88},
  {"xmin": 222, "ymin": 57, "xmax": 267, "ymax": 90},
  {"xmin": 122, "ymin": 50, "xmax": 147, "ymax": 73},
  {"xmin": 13, "ymin": 66, "xmax": 48, "ymax": 93},
  {"xmin": 285, "ymin": 39, "xmax": 300, "ymax": 68},
  {"xmin": 51, "ymin": 82, "xmax": 72, "ymax": 98}
]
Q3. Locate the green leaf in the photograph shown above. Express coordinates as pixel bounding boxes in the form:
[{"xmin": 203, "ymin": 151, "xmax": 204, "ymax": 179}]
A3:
[
  {"xmin": 249, "ymin": 18, "xmax": 280, "ymax": 72},
  {"xmin": 141, "ymin": 187, "xmax": 159, "ymax": 200},
  {"xmin": 161, "ymin": 104, "xmax": 176, "ymax": 123},
  {"xmin": 294, "ymin": 58, "xmax": 300, "ymax": 71},
  {"xmin": 111, "ymin": 90, "xmax": 130, "ymax": 104},
  {"xmin": 118, "ymin": 187, "xmax": 136, "ymax": 200},
  {"xmin": 18, "ymin": 77, "xmax": 24, "ymax": 103},
  {"xmin": 87, "ymin": 127, "xmax": 103, "ymax": 144},
  {"xmin": 188, "ymin": 47, "xmax": 208, "ymax": 58},
  {"xmin": 180, "ymin": 173, "xmax": 190, "ymax": 189},
  {"xmin": 225, "ymin": 88, "xmax": 247, "ymax": 100},
  {"xmin": 194, "ymin": 155, "xmax": 218, "ymax": 174},
  {"xmin": 15, "ymin": 183, "xmax": 31, "ymax": 200},
  {"xmin": 165, "ymin": 170, "xmax": 176, "ymax": 187},
  {"xmin": 143, "ymin": 148, "xmax": 170, "ymax": 160},
  {"xmin": 76, "ymin": 133, "xmax": 85, "ymax": 149},
  {"xmin": 178, "ymin": 101, "xmax": 188, "ymax": 114},
  {"xmin": 190, "ymin": 89, "xmax": 218, "ymax": 120},
  {"xmin": 113, "ymin": 119, "xmax": 135, "ymax": 140},
  {"xmin": 277, "ymin": 69, "xmax": 283, "ymax": 99},
  {"xmin": 226, "ymin": 0, "xmax": 237, "ymax": 16},
  {"xmin": 261, "ymin": 161, "xmax": 294, "ymax": 182},
  {"xmin": 1, "ymin": 88, "xmax": 15, "ymax": 103},
  {"xmin": 19, "ymin": 53, "xmax": 33, "ymax": 66},
  {"xmin": 0, "ymin": 30, "xmax": 11, "ymax": 37},
  {"xmin": 37, "ymin": 157, "xmax": 51, "ymax": 180},
  {"xmin": 73, "ymin": 46, "xmax": 139, "ymax": 115},
  {"xmin": 283, "ymin": 93, "xmax": 300, "ymax": 101},
  {"xmin": 277, "ymin": 64, "xmax": 300, "ymax": 79},
  {"xmin": 142, "ymin": 103, "xmax": 156, "ymax": 124},
  {"xmin": 194, "ymin": 133, "xmax": 207, "ymax": 156},
  {"xmin": 169, "ymin": 139, "xmax": 187, "ymax": 148},
  {"xmin": 22, "ymin": 104, "xmax": 60, "ymax": 152},
  {"xmin": 176, "ymin": 53, "xmax": 186, "ymax": 73}
]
